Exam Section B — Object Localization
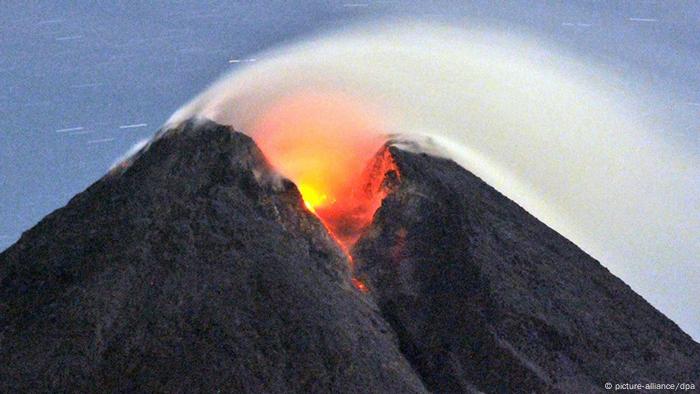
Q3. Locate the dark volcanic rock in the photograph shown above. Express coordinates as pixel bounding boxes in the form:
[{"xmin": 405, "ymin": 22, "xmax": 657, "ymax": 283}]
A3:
[
  {"xmin": 352, "ymin": 145, "xmax": 700, "ymax": 393},
  {"xmin": 3, "ymin": 117, "xmax": 698, "ymax": 393},
  {"xmin": 0, "ymin": 120, "xmax": 427, "ymax": 393}
]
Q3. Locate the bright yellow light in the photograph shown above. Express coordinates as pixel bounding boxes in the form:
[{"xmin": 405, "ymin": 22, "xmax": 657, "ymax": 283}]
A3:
[
  {"xmin": 298, "ymin": 183, "xmax": 328, "ymax": 212},
  {"xmin": 253, "ymin": 91, "xmax": 384, "ymax": 213},
  {"xmin": 252, "ymin": 90, "xmax": 388, "ymax": 247}
]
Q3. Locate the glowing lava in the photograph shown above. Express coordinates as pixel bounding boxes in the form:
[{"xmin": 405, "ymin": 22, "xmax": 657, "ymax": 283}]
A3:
[
  {"xmin": 297, "ymin": 184, "xmax": 327, "ymax": 213},
  {"xmin": 351, "ymin": 278, "xmax": 369, "ymax": 293},
  {"xmin": 253, "ymin": 91, "xmax": 391, "ymax": 249}
]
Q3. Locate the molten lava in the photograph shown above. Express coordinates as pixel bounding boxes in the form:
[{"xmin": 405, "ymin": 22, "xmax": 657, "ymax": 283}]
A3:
[
  {"xmin": 252, "ymin": 91, "xmax": 397, "ymax": 251},
  {"xmin": 351, "ymin": 278, "xmax": 369, "ymax": 293},
  {"xmin": 314, "ymin": 147, "xmax": 400, "ymax": 248}
]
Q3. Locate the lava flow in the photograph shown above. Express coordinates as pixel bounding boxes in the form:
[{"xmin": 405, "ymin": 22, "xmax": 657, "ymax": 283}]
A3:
[{"xmin": 252, "ymin": 91, "xmax": 395, "ymax": 254}]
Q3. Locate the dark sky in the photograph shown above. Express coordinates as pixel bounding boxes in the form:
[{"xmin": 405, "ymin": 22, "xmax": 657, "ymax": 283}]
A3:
[{"xmin": 1, "ymin": 0, "xmax": 699, "ymax": 253}]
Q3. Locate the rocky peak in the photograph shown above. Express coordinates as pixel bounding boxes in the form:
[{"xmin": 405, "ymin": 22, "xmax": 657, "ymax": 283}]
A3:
[{"xmin": 0, "ymin": 119, "xmax": 427, "ymax": 393}]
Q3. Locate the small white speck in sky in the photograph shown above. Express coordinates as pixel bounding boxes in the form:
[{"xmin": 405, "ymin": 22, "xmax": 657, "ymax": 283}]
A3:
[
  {"xmin": 629, "ymin": 17, "xmax": 658, "ymax": 23},
  {"xmin": 119, "ymin": 123, "xmax": 148, "ymax": 129},
  {"xmin": 228, "ymin": 58, "xmax": 256, "ymax": 64},
  {"xmin": 55, "ymin": 126, "xmax": 84, "ymax": 133}
]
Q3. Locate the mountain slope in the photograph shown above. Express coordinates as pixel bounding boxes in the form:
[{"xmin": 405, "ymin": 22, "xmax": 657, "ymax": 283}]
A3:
[
  {"xmin": 353, "ymin": 144, "xmax": 700, "ymax": 393},
  {"xmin": 0, "ymin": 120, "xmax": 427, "ymax": 393},
  {"xmin": 2, "ymin": 118, "xmax": 698, "ymax": 393}
]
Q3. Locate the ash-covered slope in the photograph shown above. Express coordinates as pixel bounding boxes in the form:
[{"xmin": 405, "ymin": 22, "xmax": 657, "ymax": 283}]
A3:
[
  {"xmin": 0, "ymin": 120, "xmax": 427, "ymax": 393},
  {"xmin": 353, "ymin": 145, "xmax": 700, "ymax": 393}
]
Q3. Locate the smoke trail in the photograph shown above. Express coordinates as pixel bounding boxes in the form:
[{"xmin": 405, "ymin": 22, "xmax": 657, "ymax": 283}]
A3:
[{"xmin": 167, "ymin": 21, "xmax": 699, "ymax": 338}]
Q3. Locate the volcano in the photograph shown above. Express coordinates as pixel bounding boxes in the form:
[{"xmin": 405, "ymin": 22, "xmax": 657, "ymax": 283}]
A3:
[{"xmin": 1, "ymin": 119, "xmax": 698, "ymax": 393}]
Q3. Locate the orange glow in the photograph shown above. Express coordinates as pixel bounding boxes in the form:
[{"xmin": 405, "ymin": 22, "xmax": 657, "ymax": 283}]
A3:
[
  {"xmin": 351, "ymin": 278, "xmax": 369, "ymax": 293},
  {"xmin": 315, "ymin": 147, "xmax": 399, "ymax": 248},
  {"xmin": 253, "ymin": 91, "xmax": 392, "ymax": 249},
  {"xmin": 297, "ymin": 183, "xmax": 327, "ymax": 213}
]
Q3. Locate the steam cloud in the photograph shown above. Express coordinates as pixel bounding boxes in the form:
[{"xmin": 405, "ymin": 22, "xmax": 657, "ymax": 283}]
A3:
[{"xmin": 166, "ymin": 21, "xmax": 699, "ymax": 339}]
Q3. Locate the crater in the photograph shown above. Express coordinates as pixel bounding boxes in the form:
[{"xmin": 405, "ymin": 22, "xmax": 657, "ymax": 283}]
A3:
[{"xmin": 250, "ymin": 91, "xmax": 394, "ymax": 252}]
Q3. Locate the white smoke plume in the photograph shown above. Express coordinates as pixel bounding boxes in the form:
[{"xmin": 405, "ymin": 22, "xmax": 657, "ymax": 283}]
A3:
[{"xmin": 167, "ymin": 21, "xmax": 699, "ymax": 338}]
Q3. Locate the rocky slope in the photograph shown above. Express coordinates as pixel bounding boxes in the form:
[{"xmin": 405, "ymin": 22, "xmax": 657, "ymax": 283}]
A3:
[
  {"xmin": 353, "ymin": 144, "xmax": 700, "ymax": 393},
  {"xmin": 1, "ymin": 118, "xmax": 698, "ymax": 393},
  {"xmin": 0, "ymin": 119, "xmax": 426, "ymax": 393}
]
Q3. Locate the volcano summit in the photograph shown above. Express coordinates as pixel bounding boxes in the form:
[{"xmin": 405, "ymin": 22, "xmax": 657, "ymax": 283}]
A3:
[{"xmin": 1, "ymin": 120, "xmax": 698, "ymax": 393}]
